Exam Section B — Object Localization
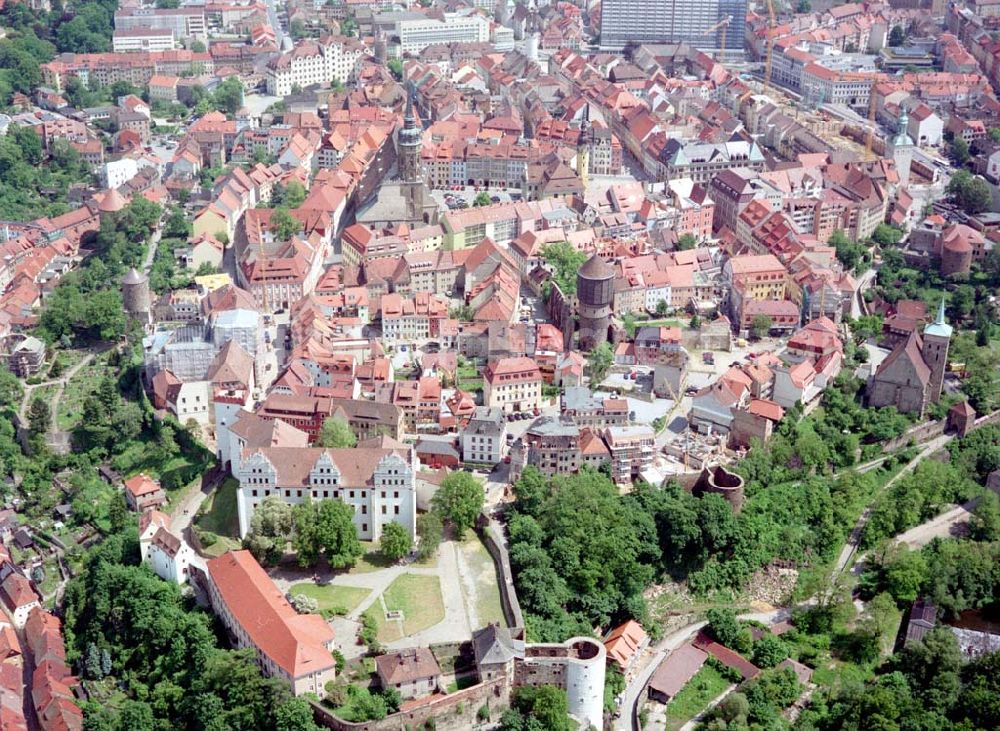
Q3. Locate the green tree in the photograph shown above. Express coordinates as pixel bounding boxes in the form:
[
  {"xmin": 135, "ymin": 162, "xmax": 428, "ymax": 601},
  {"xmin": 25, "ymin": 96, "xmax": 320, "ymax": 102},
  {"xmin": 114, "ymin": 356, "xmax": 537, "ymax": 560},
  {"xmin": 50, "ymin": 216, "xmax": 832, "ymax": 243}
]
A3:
[
  {"xmin": 283, "ymin": 180, "xmax": 307, "ymax": 209},
  {"xmin": 586, "ymin": 341, "xmax": 613, "ymax": 385},
  {"xmin": 387, "ymin": 58, "xmax": 403, "ymax": 79},
  {"xmin": 317, "ymin": 416, "xmax": 357, "ymax": 448},
  {"xmin": 751, "ymin": 314, "xmax": 772, "ymax": 339},
  {"xmin": 676, "ymin": 232, "xmax": 697, "ymax": 250},
  {"xmin": 951, "ymin": 137, "xmax": 971, "ymax": 165},
  {"xmin": 432, "ymin": 472, "xmax": 484, "ymax": 536},
  {"xmin": 270, "ymin": 207, "xmax": 300, "ymax": 241},
  {"xmin": 416, "ymin": 512, "xmax": 442, "ymax": 560},
  {"xmin": 655, "ymin": 299, "xmax": 668, "ymax": 316},
  {"xmin": 27, "ymin": 396, "xmax": 50, "ymax": 435},
  {"xmin": 212, "ymin": 77, "xmax": 244, "ymax": 115},
  {"xmin": 889, "ymin": 24, "xmax": 906, "ymax": 46},
  {"xmin": 871, "ymin": 223, "xmax": 903, "ymax": 247},
  {"xmin": 947, "ymin": 170, "xmax": 993, "ymax": 214},
  {"xmin": 506, "ymin": 686, "xmax": 572, "ymax": 731},
  {"xmin": 243, "ymin": 495, "xmax": 294, "ymax": 565},
  {"xmin": 380, "ymin": 522, "xmax": 412, "ymax": 561},
  {"xmin": 706, "ymin": 608, "xmax": 752, "ymax": 653},
  {"xmin": 315, "ymin": 499, "xmax": 363, "ymax": 568},
  {"xmin": 473, "ymin": 191, "xmax": 492, "ymax": 207},
  {"xmin": 751, "ymin": 634, "xmax": 789, "ymax": 667},
  {"xmin": 540, "ymin": 242, "xmax": 587, "ymax": 296},
  {"xmin": 884, "ymin": 548, "xmax": 928, "ymax": 603},
  {"xmin": 275, "ymin": 698, "xmax": 321, "ymax": 731},
  {"xmin": 289, "ymin": 19, "xmax": 308, "ymax": 39}
]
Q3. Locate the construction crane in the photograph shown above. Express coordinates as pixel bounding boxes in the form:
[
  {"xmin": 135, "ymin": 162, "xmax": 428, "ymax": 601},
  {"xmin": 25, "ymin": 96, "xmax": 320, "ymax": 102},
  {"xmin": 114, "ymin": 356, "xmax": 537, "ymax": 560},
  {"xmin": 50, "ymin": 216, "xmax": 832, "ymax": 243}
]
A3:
[
  {"xmin": 764, "ymin": 0, "xmax": 777, "ymax": 95},
  {"xmin": 864, "ymin": 87, "xmax": 877, "ymax": 161},
  {"xmin": 702, "ymin": 15, "xmax": 733, "ymax": 61}
]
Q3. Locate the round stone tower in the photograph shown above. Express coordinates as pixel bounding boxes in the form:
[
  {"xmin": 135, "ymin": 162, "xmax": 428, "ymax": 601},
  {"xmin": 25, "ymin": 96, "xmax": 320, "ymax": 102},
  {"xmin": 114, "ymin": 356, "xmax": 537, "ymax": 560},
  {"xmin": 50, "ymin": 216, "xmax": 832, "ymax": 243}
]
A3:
[
  {"xmin": 122, "ymin": 267, "xmax": 151, "ymax": 325},
  {"xmin": 576, "ymin": 253, "xmax": 614, "ymax": 351}
]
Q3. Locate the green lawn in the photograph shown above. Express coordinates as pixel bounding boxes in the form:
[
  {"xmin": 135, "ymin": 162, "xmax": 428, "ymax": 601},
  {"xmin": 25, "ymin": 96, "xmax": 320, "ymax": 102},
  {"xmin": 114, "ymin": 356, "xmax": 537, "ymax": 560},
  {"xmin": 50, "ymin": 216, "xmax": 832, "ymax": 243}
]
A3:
[
  {"xmin": 194, "ymin": 477, "xmax": 241, "ymax": 557},
  {"xmin": 664, "ymin": 665, "xmax": 731, "ymax": 730},
  {"xmin": 349, "ymin": 540, "xmax": 437, "ymax": 574},
  {"xmin": 196, "ymin": 478, "xmax": 239, "ymax": 537},
  {"xmin": 459, "ymin": 535, "xmax": 506, "ymax": 627},
  {"xmin": 289, "ymin": 582, "xmax": 371, "ymax": 616},
  {"xmin": 366, "ymin": 573, "xmax": 445, "ymax": 643}
]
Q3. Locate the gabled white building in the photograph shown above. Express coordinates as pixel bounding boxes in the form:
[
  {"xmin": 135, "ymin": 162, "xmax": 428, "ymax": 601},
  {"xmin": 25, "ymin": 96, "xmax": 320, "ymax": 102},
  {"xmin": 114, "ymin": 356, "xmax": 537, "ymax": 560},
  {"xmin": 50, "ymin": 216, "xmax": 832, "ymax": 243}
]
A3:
[
  {"xmin": 235, "ymin": 443, "xmax": 418, "ymax": 541},
  {"xmin": 139, "ymin": 510, "xmax": 195, "ymax": 584}
]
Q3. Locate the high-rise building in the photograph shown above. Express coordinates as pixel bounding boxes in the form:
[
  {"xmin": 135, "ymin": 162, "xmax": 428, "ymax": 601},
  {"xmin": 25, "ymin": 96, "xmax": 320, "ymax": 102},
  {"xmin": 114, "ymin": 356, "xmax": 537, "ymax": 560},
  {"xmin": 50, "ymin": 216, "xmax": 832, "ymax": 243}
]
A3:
[{"xmin": 599, "ymin": 0, "xmax": 746, "ymax": 58}]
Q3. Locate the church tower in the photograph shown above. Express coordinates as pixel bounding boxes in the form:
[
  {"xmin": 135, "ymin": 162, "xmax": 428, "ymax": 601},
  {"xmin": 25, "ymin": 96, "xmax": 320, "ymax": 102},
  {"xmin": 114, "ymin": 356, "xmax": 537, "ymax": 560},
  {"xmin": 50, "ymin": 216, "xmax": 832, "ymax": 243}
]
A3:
[
  {"xmin": 888, "ymin": 106, "xmax": 915, "ymax": 187},
  {"xmin": 398, "ymin": 80, "xmax": 422, "ymax": 184},
  {"xmin": 575, "ymin": 107, "xmax": 592, "ymax": 190},
  {"xmin": 922, "ymin": 299, "xmax": 952, "ymax": 404}
]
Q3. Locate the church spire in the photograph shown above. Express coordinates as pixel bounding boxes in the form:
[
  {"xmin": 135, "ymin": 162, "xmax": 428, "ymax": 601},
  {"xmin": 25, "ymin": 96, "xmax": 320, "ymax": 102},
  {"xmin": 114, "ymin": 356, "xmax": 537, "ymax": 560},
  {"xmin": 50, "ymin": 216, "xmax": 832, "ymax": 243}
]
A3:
[{"xmin": 404, "ymin": 80, "xmax": 416, "ymax": 127}]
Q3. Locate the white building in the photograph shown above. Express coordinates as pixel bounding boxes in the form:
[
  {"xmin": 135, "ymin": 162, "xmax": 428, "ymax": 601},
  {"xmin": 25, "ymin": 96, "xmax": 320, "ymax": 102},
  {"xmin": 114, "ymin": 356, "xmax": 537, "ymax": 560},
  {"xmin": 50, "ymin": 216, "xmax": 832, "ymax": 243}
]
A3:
[
  {"xmin": 396, "ymin": 13, "xmax": 490, "ymax": 55},
  {"xmin": 235, "ymin": 444, "xmax": 418, "ymax": 542},
  {"xmin": 139, "ymin": 510, "xmax": 194, "ymax": 584},
  {"xmin": 460, "ymin": 406, "xmax": 507, "ymax": 464},
  {"xmin": 103, "ymin": 158, "xmax": 139, "ymax": 189},
  {"xmin": 265, "ymin": 36, "xmax": 370, "ymax": 97},
  {"xmin": 112, "ymin": 27, "xmax": 175, "ymax": 53},
  {"xmin": 483, "ymin": 357, "xmax": 542, "ymax": 414}
]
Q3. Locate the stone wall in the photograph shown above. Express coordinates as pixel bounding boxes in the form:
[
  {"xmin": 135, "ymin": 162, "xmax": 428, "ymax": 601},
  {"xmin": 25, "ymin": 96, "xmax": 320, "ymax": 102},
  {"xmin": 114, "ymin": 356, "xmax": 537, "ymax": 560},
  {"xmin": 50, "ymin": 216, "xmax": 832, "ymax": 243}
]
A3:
[
  {"xmin": 882, "ymin": 418, "xmax": 946, "ymax": 453},
  {"xmin": 479, "ymin": 518, "xmax": 524, "ymax": 631},
  {"xmin": 310, "ymin": 677, "xmax": 510, "ymax": 731}
]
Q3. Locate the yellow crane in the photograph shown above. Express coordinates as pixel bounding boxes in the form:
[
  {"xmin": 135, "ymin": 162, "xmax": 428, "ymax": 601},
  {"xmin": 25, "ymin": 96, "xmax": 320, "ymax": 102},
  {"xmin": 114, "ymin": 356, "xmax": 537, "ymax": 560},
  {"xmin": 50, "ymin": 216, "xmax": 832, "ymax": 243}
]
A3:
[
  {"xmin": 864, "ymin": 87, "xmax": 878, "ymax": 161},
  {"xmin": 703, "ymin": 15, "xmax": 733, "ymax": 61},
  {"xmin": 764, "ymin": 0, "xmax": 777, "ymax": 94}
]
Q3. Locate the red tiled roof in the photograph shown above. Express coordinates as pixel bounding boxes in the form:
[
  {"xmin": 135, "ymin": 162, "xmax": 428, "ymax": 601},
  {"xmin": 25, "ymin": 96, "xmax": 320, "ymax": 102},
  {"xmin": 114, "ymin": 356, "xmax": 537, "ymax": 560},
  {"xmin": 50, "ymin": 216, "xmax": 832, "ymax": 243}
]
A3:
[{"xmin": 207, "ymin": 551, "xmax": 336, "ymax": 680}]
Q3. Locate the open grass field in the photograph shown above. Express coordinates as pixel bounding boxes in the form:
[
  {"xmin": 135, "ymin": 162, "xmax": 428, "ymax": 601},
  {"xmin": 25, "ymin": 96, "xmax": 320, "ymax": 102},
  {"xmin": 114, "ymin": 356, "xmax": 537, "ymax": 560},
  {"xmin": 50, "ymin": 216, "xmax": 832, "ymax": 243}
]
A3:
[
  {"xmin": 289, "ymin": 582, "xmax": 371, "ymax": 616},
  {"xmin": 365, "ymin": 573, "xmax": 445, "ymax": 643},
  {"xmin": 664, "ymin": 665, "xmax": 731, "ymax": 730},
  {"xmin": 194, "ymin": 477, "xmax": 241, "ymax": 556},
  {"xmin": 196, "ymin": 478, "xmax": 239, "ymax": 537},
  {"xmin": 459, "ymin": 536, "xmax": 506, "ymax": 627}
]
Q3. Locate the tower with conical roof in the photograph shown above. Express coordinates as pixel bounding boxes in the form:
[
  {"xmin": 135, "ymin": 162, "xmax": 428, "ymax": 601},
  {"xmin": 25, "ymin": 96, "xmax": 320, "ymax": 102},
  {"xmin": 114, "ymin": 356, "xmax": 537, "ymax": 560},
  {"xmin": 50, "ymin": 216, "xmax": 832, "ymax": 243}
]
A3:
[
  {"xmin": 398, "ymin": 80, "xmax": 422, "ymax": 184},
  {"xmin": 888, "ymin": 106, "xmax": 915, "ymax": 187},
  {"xmin": 921, "ymin": 299, "xmax": 951, "ymax": 404},
  {"xmin": 576, "ymin": 253, "xmax": 614, "ymax": 351},
  {"xmin": 122, "ymin": 267, "xmax": 151, "ymax": 326}
]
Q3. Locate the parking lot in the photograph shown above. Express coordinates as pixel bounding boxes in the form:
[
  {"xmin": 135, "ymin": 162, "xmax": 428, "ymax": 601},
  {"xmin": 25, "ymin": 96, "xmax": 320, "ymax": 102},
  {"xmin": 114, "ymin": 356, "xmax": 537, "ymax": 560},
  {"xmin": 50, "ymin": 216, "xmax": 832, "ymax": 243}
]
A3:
[{"xmin": 431, "ymin": 186, "xmax": 521, "ymax": 211}]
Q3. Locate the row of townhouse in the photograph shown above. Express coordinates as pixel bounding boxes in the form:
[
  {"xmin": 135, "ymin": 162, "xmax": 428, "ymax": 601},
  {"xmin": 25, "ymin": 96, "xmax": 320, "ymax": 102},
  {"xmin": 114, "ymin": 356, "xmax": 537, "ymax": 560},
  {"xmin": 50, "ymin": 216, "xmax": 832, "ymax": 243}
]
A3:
[{"xmin": 41, "ymin": 49, "xmax": 214, "ymax": 91}]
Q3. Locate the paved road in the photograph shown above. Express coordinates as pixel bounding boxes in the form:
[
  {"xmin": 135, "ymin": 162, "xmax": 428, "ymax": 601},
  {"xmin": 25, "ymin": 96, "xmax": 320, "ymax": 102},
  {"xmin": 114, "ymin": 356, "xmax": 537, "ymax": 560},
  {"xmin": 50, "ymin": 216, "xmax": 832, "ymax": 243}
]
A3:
[
  {"xmin": 170, "ymin": 468, "xmax": 225, "ymax": 537},
  {"xmin": 893, "ymin": 497, "xmax": 978, "ymax": 549},
  {"xmin": 142, "ymin": 226, "xmax": 162, "ymax": 274},
  {"xmin": 272, "ymin": 538, "xmax": 476, "ymax": 650},
  {"xmin": 831, "ymin": 433, "xmax": 954, "ymax": 580}
]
